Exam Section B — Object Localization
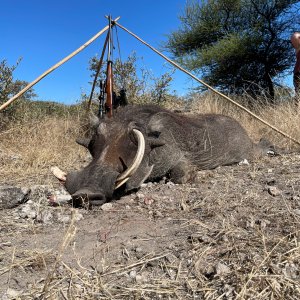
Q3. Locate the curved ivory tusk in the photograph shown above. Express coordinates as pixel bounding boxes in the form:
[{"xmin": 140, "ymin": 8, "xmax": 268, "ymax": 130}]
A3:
[
  {"xmin": 115, "ymin": 129, "xmax": 145, "ymax": 188},
  {"xmin": 115, "ymin": 177, "xmax": 130, "ymax": 190},
  {"xmin": 51, "ymin": 166, "xmax": 67, "ymax": 182}
]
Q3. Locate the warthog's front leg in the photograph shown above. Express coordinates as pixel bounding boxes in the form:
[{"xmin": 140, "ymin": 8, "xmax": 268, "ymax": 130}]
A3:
[{"xmin": 169, "ymin": 160, "xmax": 196, "ymax": 184}]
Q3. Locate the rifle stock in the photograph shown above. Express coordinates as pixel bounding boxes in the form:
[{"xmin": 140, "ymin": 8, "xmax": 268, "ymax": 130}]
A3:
[{"xmin": 105, "ymin": 60, "xmax": 113, "ymax": 117}]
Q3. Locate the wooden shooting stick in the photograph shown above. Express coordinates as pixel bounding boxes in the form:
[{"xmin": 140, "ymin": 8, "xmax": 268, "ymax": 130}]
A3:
[
  {"xmin": 0, "ymin": 16, "xmax": 120, "ymax": 112},
  {"xmin": 105, "ymin": 15, "xmax": 114, "ymax": 118},
  {"xmin": 87, "ymin": 32, "xmax": 109, "ymax": 112}
]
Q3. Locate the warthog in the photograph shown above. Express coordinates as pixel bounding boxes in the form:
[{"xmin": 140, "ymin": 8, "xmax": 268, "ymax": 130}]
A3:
[{"xmin": 52, "ymin": 104, "xmax": 274, "ymax": 205}]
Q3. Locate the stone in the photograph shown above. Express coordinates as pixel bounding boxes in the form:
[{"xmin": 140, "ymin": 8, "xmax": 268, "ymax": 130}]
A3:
[
  {"xmin": 129, "ymin": 270, "xmax": 137, "ymax": 279},
  {"xmin": 2, "ymin": 288, "xmax": 23, "ymax": 299},
  {"xmin": 294, "ymin": 209, "xmax": 300, "ymax": 216},
  {"xmin": 136, "ymin": 193, "xmax": 145, "ymax": 200},
  {"xmin": 101, "ymin": 202, "xmax": 114, "ymax": 211},
  {"xmin": 0, "ymin": 185, "xmax": 30, "ymax": 209},
  {"xmin": 56, "ymin": 211, "xmax": 83, "ymax": 223},
  {"xmin": 215, "ymin": 262, "xmax": 230, "ymax": 276},
  {"xmin": 36, "ymin": 210, "xmax": 53, "ymax": 224},
  {"xmin": 18, "ymin": 201, "xmax": 37, "ymax": 219},
  {"xmin": 268, "ymin": 186, "xmax": 281, "ymax": 197},
  {"xmin": 238, "ymin": 159, "xmax": 249, "ymax": 165}
]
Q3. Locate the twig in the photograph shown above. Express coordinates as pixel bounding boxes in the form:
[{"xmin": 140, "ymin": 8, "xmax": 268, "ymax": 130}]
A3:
[{"xmin": 102, "ymin": 252, "xmax": 170, "ymax": 276}]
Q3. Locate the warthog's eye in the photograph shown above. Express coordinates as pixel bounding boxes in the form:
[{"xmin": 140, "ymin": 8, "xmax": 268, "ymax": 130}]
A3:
[
  {"xmin": 146, "ymin": 131, "xmax": 165, "ymax": 149},
  {"xmin": 148, "ymin": 131, "xmax": 161, "ymax": 138}
]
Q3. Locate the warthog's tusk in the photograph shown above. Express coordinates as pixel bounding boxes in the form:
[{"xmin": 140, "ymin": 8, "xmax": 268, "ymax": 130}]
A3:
[
  {"xmin": 115, "ymin": 129, "xmax": 145, "ymax": 189},
  {"xmin": 51, "ymin": 166, "xmax": 67, "ymax": 182},
  {"xmin": 115, "ymin": 177, "xmax": 130, "ymax": 190}
]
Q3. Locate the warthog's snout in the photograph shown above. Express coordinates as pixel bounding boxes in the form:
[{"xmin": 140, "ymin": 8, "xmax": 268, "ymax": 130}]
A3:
[{"xmin": 71, "ymin": 189, "xmax": 107, "ymax": 206}]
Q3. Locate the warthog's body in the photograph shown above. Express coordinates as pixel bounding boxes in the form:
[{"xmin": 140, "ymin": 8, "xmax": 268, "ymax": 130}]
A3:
[{"xmin": 64, "ymin": 105, "xmax": 271, "ymax": 204}]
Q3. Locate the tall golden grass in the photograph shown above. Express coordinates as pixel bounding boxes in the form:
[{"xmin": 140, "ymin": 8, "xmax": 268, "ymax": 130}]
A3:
[
  {"xmin": 0, "ymin": 115, "xmax": 87, "ymax": 186},
  {"xmin": 189, "ymin": 92, "xmax": 300, "ymax": 149}
]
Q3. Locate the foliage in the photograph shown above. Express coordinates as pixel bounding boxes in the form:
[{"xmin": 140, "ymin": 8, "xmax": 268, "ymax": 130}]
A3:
[
  {"xmin": 88, "ymin": 52, "xmax": 176, "ymax": 106},
  {"xmin": 0, "ymin": 59, "xmax": 38, "ymax": 123},
  {"xmin": 0, "ymin": 59, "xmax": 36, "ymax": 103},
  {"xmin": 0, "ymin": 59, "xmax": 85, "ymax": 129},
  {"xmin": 165, "ymin": 0, "xmax": 300, "ymax": 101}
]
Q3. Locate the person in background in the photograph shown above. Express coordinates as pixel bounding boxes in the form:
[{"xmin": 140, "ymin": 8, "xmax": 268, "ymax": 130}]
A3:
[{"xmin": 291, "ymin": 32, "xmax": 300, "ymax": 98}]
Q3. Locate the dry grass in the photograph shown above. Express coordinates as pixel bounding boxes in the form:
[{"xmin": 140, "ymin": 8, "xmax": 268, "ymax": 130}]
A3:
[
  {"xmin": 0, "ymin": 115, "xmax": 87, "ymax": 186},
  {"xmin": 189, "ymin": 92, "xmax": 300, "ymax": 149}
]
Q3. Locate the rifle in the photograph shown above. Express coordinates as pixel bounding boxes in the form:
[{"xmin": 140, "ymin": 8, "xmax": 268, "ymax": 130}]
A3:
[{"xmin": 98, "ymin": 80, "xmax": 106, "ymax": 118}]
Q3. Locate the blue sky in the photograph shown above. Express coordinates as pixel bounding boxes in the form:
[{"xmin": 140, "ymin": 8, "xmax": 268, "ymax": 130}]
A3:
[{"xmin": 1, "ymin": 0, "xmax": 197, "ymax": 104}]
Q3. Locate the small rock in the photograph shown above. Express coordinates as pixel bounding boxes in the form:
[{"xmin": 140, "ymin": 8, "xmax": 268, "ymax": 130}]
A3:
[
  {"xmin": 215, "ymin": 262, "xmax": 230, "ymax": 276},
  {"xmin": 294, "ymin": 209, "xmax": 300, "ymax": 216},
  {"xmin": 18, "ymin": 201, "xmax": 37, "ymax": 219},
  {"xmin": 135, "ymin": 274, "xmax": 143, "ymax": 282},
  {"xmin": 56, "ymin": 213, "xmax": 71, "ymax": 223},
  {"xmin": 36, "ymin": 210, "xmax": 53, "ymax": 224},
  {"xmin": 136, "ymin": 193, "xmax": 145, "ymax": 200},
  {"xmin": 134, "ymin": 247, "xmax": 145, "ymax": 259},
  {"xmin": 238, "ymin": 159, "xmax": 249, "ymax": 165},
  {"xmin": 129, "ymin": 270, "xmax": 137, "ymax": 279},
  {"xmin": 135, "ymin": 247, "xmax": 143, "ymax": 253},
  {"xmin": 268, "ymin": 186, "xmax": 281, "ymax": 197},
  {"xmin": 154, "ymin": 211, "xmax": 164, "ymax": 218},
  {"xmin": 0, "ymin": 185, "xmax": 30, "ymax": 209},
  {"xmin": 57, "ymin": 211, "xmax": 83, "ymax": 223},
  {"xmin": 101, "ymin": 203, "xmax": 114, "ymax": 211},
  {"xmin": 144, "ymin": 197, "xmax": 154, "ymax": 205},
  {"xmin": 283, "ymin": 262, "xmax": 299, "ymax": 279},
  {"xmin": 4, "ymin": 288, "xmax": 23, "ymax": 298}
]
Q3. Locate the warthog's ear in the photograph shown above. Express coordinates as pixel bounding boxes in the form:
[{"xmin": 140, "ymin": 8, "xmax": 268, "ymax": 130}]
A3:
[
  {"xmin": 128, "ymin": 121, "xmax": 144, "ymax": 131},
  {"xmin": 146, "ymin": 113, "xmax": 166, "ymax": 148},
  {"xmin": 147, "ymin": 112, "xmax": 169, "ymax": 133},
  {"xmin": 76, "ymin": 137, "xmax": 91, "ymax": 148}
]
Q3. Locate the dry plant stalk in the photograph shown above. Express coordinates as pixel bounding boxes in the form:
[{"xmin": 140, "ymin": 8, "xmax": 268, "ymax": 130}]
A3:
[{"xmin": 41, "ymin": 210, "xmax": 78, "ymax": 297}]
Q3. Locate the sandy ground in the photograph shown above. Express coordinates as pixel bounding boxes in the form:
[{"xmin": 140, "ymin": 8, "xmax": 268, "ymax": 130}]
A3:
[{"xmin": 0, "ymin": 153, "xmax": 300, "ymax": 299}]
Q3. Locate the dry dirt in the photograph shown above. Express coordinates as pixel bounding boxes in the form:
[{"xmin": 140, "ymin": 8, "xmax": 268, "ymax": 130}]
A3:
[{"xmin": 1, "ymin": 153, "xmax": 300, "ymax": 299}]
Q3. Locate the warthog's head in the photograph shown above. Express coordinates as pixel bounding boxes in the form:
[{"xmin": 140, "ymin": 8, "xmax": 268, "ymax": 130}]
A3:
[{"xmin": 62, "ymin": 111, "xmax": 159, "ymax": 205}]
